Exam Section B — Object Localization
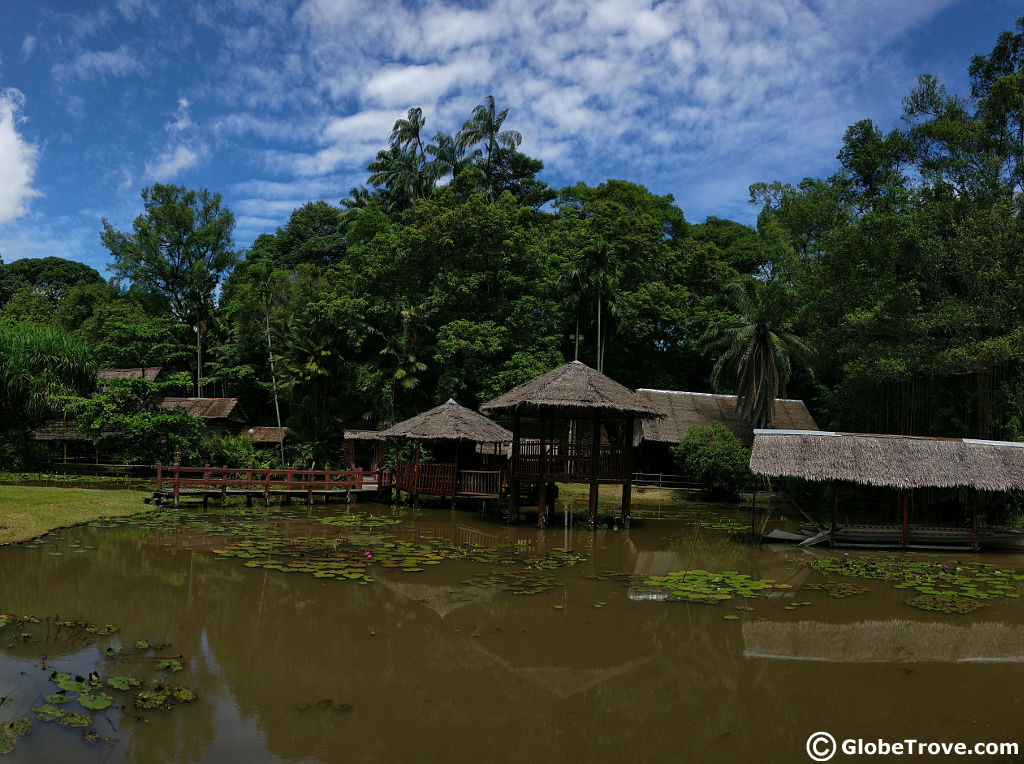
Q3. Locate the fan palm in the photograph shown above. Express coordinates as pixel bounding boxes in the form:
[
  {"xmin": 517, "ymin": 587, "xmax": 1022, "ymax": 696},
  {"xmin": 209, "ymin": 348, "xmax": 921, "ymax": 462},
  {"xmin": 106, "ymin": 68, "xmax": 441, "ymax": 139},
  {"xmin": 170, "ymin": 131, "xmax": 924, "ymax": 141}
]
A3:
[
  {"xmin": 424, "ymin": 131, "xmax": 482, "ymax": 185},
  {"xmin": 702, "ymin": 279, "xmax": 812, "ymax": 428}
]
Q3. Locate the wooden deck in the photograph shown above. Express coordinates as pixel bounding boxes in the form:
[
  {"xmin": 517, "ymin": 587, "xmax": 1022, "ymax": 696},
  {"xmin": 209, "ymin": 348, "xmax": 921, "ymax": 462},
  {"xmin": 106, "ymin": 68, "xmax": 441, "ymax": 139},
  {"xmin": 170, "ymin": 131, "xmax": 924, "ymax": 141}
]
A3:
[
  {"xmin": 152, "ymin": 465, "xmax": 383, "ymax": 506},
  {"xmin": 394, "ymin": 462, "xmax": 504, "ymax": 500}
]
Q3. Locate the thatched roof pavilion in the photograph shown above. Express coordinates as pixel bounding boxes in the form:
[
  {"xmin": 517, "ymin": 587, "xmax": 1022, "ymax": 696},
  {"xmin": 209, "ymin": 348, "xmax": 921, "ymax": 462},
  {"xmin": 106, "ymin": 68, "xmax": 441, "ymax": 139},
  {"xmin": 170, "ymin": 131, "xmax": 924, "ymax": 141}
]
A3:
[
  {"xmin": 480, "ymin": 361, "xmax": 658, "ymax": 417},
  {"xmin": 749, "ymin": 430, "xmax": 1024, "ymax": 492},
  {"xmin": 381, "ymin": 400, "xmax": 511, "ymax": 504},
  {"xmin": 750, "ymin": 430, "xmax": 1024, "ymax": 548},
  {"xmin": 380, "ymin": 399, "xmax": 512, "ymax": 442},
  {"xmin": 480, "ymin": 361, "xmax": 658, "ymax": 530}
]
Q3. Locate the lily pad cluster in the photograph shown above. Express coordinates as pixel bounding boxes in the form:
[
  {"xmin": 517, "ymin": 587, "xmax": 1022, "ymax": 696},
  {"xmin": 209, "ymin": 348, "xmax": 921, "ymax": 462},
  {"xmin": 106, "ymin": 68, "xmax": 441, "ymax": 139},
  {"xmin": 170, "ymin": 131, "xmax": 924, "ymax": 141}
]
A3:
[
  {"xmin": 630, "ymin": 569, "xmax": 790, "ymax": 604},
  {"xmin": 210, "ymin": 515, "xmax": 587, "ymax": 584},
  {"xmin": 805, "ymin": 582, "xmax": 870, "ymax": 599},
  {"xmin": 462, "ymin": 571, "xmax": 561, "ymax": 595},
  {"xmin": 0, "ymin": 718, "xmax": 31, "ymax": 756},
  {"xmin": 794, "ymin": 554, "xmax": 1023, "ymax": 612}
]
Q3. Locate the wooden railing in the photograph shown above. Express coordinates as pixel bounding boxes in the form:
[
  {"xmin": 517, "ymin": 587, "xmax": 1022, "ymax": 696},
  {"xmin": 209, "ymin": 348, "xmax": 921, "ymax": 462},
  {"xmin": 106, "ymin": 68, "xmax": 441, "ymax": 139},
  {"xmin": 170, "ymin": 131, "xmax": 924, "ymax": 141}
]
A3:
[
  {"xmin": 394, "ymin": 463, "xmax": 502, "ymax": 497},
  {"xmin": 459, "ymin": 469, "xmax": 504, "ymax": 496},
  {"xmin": 154, "ymin": 465, "xmax": 369, "ymax": 493},
  {"xmin": 513, "ymin": 441, "xmax": 628, "ymax": 481}
]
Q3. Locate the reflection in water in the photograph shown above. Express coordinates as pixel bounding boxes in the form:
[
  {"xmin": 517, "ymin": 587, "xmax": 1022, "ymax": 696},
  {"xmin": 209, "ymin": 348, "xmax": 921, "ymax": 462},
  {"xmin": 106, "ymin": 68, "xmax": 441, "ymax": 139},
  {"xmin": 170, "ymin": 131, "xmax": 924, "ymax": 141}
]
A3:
[{"xmin": 0, "ymin": 501, "xmax": 1023, "ymax": 762}]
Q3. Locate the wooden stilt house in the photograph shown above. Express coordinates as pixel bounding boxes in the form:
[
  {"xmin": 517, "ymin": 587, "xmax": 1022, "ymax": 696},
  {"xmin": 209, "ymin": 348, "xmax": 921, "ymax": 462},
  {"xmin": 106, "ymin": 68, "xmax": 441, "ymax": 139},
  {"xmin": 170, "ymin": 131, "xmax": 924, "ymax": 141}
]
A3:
[
  {"xmin": 380, "ymin": 400, "xmax": 512, "ymax": 505},
  {"xmin": 480, "ymin": 361, "xmax": 660, "ymax": 531}
]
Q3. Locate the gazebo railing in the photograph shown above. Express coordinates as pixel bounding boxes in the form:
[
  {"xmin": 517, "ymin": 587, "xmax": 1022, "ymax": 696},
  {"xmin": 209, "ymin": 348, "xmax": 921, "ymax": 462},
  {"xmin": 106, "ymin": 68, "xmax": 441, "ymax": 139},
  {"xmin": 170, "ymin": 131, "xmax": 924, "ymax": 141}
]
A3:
[
  {"xmin": 395, "ymin": 463, "xmax": 503, "ymax": 497},
  {"xmin": 459, "ymin": 469, "xmax": 504, "ymax": 496},
  {"xmin": 513, "ymin": 441, "xmax": 628, "ymax": 481}
]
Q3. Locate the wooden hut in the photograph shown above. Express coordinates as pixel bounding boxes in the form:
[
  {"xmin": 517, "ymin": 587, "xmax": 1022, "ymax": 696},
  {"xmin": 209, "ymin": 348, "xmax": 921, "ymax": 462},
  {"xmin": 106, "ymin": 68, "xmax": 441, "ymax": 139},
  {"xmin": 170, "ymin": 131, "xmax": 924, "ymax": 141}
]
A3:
[
  {"xmin": 636, "ymin": 389, "xmax": 817, "ymax": 473},
  {"xmin": 159, "ymin": 397, "xmax": 248, "ymax": 437},
  {"xmin": 379, "ymin": 400, "xmax": 512, "ymax": 505},
  {"xmin": 480, "ymin": 360, "xmax": 660, "ymax": 531},
  {"xmin": 749, "ymin": 430, "xmax": 1024, "ymax": 549},
  {"xmin": 97, "ymin": 367, "xmax": 162, "ymax": 382}
]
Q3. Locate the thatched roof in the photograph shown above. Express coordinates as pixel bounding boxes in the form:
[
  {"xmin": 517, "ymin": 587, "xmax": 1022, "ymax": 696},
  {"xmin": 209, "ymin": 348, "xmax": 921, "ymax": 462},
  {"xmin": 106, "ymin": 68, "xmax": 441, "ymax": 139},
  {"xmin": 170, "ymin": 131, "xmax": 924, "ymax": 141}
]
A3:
[
  {"xmin": 750, "ymin": 430, "xmax": 1024, "ymax": 491},
  {"xmin": 344, "ymin": 429, "xmax": 383, "ymax": 441},
  {"xmin": 159, "ymin": 397, "xmax": 247, "ymax": 422},
  {"xmin": 242, "ymin": 426, "xmax": 288, "ymax": 443},
  {"xmin": 637, "ymin": 389, "xmax": 817, "ymax": 447},
  {"xmin": 480, "ymin": 361, "xmax": 659, "ymax": 417},
  {"xmin": 33, "ymin": 420, "xmax": 88, "ymax": 441},
  {"xmin": 379, "ymin": 400, "xmax": 512, "ymax": 442},
  {"xmin": 98, "ymin": 367, "xmax": 162, "ymax": 382}
]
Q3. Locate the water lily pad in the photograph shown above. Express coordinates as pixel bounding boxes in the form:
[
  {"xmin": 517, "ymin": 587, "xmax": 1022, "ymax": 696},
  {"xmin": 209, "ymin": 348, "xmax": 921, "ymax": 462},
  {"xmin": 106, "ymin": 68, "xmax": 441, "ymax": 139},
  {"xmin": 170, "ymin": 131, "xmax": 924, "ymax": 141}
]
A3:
[
  {"xmin": 107, "ymin": 676, "xmax": 141, "ymax": 691},
  {"xmin": 158, "ymin": 659, "xmax": 183, "ymax": 673},
  {"xmin": 77, "ymin": 692, "xmax": 113, "ymax": 711}
]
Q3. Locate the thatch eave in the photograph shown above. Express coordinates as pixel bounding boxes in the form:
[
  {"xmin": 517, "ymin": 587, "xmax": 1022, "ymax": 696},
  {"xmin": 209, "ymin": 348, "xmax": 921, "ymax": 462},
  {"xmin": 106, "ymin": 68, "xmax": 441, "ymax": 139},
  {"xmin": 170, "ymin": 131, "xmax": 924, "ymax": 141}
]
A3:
[{"xmin": 379, "ymin": 400, "xmax": 512, "ymax": 443}]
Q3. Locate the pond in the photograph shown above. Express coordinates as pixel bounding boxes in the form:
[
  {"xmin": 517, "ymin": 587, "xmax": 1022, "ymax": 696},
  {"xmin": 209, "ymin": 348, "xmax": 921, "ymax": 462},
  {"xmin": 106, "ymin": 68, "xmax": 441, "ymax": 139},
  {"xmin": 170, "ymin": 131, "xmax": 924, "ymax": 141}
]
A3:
[{"xmin": 1, "ymin": 494, "xmax": 1023, "ymax": 762}]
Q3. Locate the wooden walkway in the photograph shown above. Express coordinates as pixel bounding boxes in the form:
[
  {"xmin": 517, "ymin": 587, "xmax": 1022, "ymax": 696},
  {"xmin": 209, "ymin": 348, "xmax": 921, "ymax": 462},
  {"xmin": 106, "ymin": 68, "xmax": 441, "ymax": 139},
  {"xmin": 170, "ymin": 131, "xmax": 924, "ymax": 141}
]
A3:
[{"xmin": 152, "ymin": 465, "xmax": 384, "ymax": 506}]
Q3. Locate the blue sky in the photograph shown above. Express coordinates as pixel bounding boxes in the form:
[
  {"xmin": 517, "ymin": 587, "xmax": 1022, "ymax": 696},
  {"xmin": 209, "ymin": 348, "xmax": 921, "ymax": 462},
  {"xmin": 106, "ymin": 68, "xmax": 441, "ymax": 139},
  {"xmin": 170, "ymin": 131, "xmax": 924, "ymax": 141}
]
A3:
[{"xmin": 0, "ymin": 0, "xmax": 1019, "ymax": 273}]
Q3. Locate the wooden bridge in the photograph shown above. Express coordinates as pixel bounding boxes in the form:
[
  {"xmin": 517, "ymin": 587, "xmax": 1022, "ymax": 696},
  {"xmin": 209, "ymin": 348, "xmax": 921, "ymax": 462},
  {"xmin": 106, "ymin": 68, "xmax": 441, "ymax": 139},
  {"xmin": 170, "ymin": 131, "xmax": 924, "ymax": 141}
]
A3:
[{"xmin": 152, "ymin": 465, "xmax": 385, "ymax": 506}]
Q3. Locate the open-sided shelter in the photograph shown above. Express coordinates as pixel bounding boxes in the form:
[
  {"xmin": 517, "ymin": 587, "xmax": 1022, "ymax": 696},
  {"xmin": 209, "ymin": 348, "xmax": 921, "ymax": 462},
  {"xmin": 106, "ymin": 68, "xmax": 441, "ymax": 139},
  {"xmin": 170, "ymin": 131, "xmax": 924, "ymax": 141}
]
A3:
[
  {"xmin": 750, "ymin": 430, "xmax": 1024, "ymax": 549},
  {"xmin": 379, "ymin": 399, "xmax": 512, "ymax": 504},
  {"xmin": 480, "ymin": 360, "xmax": 660, "ymax": 530}
]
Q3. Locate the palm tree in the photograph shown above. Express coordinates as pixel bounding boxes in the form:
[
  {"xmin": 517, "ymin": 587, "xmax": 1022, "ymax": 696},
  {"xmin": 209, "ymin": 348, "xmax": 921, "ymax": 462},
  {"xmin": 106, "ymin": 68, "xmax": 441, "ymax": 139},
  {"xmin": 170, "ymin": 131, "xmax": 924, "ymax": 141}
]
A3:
[
  {"xmin": 562, "ymin": 241, "xmax": 623, "ymax": 372},
  {"xmin": 424, "ymin": 131, "xmax": 482, "ymax": 186},
  {"xmin": 702, "ymin": 278, "xmax": 813, "ymax": 428},
  {"xmin": 366, "ymin": 146, "xmax": 419, "ymax": 210},
  {"xmin": 457, "ymin": 95, "xmax": 522, "ymax": 192}
]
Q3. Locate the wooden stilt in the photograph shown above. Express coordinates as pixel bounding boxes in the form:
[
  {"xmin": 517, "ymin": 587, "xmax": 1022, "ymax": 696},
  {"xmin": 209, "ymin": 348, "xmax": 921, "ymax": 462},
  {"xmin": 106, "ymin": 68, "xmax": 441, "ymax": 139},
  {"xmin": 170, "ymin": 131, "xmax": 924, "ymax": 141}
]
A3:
[
  {"xmin": 972, "ymin": 492, "xmax": 978, "ymax": 549},
  {"xmin": 588, "ymin": 412, "xmax": 600, "ymax": 531},
  {"xmin": 452, "ymin": 443, "xmax": 460, "ymax": 509},
  {"xmin": 509, "ymin": 411, "xmax": 521, "ymax": 518},
  {"xmin": 537, "ymin": 412, "xmax": 548, "ymax": 528},
  {"xmin": 902, "ymin": 492, "xmax": 909, "ymax": 547},
  {"xmin": 413, "ymin": 442, "xmax": 421, "ymax": 507},
  {"xmin": 621, "ymin": 413, "xmax": 635, "ymax": 529},
  {"xmin": 750, "ymin": 484, "xmax": 758, "ymax": 537},
  {"xmin": 830, "ymin": 483, "xmax": 838, "ymax": 545}
]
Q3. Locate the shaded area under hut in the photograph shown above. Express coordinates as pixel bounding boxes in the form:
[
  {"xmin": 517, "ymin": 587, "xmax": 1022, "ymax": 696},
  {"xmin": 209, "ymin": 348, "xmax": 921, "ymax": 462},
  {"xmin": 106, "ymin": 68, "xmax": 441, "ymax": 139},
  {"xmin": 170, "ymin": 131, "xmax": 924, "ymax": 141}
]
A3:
[
  {"xmin": 480, "ymin": 360, "xmax": 660, "ymax": 531},
  {"xmin": 379, "ymin": 400, "xmax": 511, "ymax": 505},
  {"xmin": 749, "ymin": 430, "xmax": 1024, "ymax": 550}
]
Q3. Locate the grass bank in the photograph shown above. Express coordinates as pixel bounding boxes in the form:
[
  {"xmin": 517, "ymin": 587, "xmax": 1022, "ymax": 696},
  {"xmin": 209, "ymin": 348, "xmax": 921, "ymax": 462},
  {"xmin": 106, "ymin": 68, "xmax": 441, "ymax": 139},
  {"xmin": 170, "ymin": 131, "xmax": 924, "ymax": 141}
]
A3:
[{"xmin": 0, "ymin": 485, "xmax": 148, "ymax": 544}]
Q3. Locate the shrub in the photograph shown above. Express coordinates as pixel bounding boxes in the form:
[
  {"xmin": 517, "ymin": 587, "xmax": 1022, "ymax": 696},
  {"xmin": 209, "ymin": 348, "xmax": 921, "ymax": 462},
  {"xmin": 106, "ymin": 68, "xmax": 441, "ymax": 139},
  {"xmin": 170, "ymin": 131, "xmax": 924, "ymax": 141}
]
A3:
[{"xmin": 671, "ymin": 422, "xmax": 751, "ymax": 500}]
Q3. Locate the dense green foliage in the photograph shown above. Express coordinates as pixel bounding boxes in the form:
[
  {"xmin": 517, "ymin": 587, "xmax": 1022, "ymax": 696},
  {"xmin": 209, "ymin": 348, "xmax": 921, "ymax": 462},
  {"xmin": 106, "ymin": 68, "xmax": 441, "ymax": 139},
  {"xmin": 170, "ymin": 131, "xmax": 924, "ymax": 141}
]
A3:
[
  {"xmin": 5, "ymin": 19, "xmax": 1024, "ymax": 468},
  {"xmin": 671, "ymin": 423, "xmax": 752, "ymax": 500}
]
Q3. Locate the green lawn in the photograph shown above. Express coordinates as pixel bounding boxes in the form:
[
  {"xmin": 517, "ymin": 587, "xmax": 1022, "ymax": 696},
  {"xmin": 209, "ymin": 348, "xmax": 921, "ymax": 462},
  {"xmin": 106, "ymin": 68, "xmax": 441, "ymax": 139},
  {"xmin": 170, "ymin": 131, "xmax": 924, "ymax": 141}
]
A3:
[{"xmin": 0, "ymin": 485, "xmax": 148, "ymax": 544}]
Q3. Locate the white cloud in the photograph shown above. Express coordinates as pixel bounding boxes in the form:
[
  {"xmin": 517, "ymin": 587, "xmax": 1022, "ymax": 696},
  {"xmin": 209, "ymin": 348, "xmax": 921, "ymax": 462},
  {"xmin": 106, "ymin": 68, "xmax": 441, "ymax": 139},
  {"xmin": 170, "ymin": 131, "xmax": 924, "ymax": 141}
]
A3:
[
  {"xmin": 55, "ymin": 45, "xmax": 143, "ymax": 80},
  {"xmin": 167, "ymin": 97, "xmax": 194, "ymax": 133},
  {"xmin": 145, "ymin": 144, "xmax": 204, "ymax": 180},
  {"xmin": 21, "ymin": 36, "xmax": 37, "ymax": 61},
  {"xmin": 0, "ymin": 89, "xmax": 40, "ymax": 226}
]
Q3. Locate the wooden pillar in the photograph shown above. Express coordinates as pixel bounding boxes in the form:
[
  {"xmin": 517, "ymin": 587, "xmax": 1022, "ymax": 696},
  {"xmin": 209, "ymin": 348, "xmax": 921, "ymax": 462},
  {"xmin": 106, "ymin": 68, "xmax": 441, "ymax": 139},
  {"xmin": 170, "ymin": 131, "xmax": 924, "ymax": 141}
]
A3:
[
  {"xmin": 413, "ymin": 442, "xmax": 421, "ymax": 507},
  {"xmin": 972, "ymin": 492, "xmax": 978, "ymax": 549},
  {"xmin": 509, "ymin": 410, "xmax": 521, "ymax": 517},
  {"xmin": 750, "ymin": 483, "xmax": 758, "ymax": 537},
  {"xmin": 537, "ymin": 411, "xmax": 548, "ymax": 528},
  {"xmin": 452, "ymin": 443, "xmax": 460, "ymax": 509},
  {"xmin": 830, "ymin": 483, "xmax": 838, "ymax": 545},
  {"xmin": 621, "ymin": 413, "xmax": 635, "ymax": 529},
  {"xmin": 221, "ymin": 465, "xmax": 228, "ymax": 504},
  {"xmin": 588, "ymin": 411, "xmax": 600, "ymax": 532},
  {"xmin": 902, "ymin": 491, "xmax": 909, "ymax": 547}
]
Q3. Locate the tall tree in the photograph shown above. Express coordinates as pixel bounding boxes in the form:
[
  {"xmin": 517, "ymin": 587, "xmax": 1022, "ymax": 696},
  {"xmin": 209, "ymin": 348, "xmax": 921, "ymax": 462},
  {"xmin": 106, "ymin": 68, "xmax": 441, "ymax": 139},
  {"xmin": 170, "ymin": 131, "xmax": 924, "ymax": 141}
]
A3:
[
  {"xmin": 101, "ymin": 185, "xmax": 238, "ymax": 396},
  {"xmin": 458, "ymin": 95, "xmax": 522, "ymax": 193},
  {"xmin": 703, "ymin": 279, "xmax": 812, "ymax": 428}
]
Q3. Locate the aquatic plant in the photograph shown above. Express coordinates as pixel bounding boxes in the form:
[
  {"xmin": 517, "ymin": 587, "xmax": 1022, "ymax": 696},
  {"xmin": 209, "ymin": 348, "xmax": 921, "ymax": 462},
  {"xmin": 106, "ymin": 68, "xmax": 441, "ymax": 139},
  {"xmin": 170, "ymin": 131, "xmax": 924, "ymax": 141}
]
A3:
[
  {"xmin": 794, "ymin": 554, "xmax": 1023, "ymax": 612},
  {"xmin": 630, "ymin": 569, "xmax": 787, "ymax": 604},
  {"xmin": 0, "ymin": 718, "xmax": 31, "ymax": 756},
  {"xmin": 462, "ymin": 571, "xmax": 561, "ymax": 594}
]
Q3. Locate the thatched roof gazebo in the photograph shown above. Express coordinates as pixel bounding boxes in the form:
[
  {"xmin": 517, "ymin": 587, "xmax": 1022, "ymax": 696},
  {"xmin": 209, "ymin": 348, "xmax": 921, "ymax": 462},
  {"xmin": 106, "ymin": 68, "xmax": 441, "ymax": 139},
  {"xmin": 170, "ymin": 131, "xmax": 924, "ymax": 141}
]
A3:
[
  {"xmin": 750, "ymin": 430, "xmax": 1024, "ymax": 548},
  {"xmin": 380, "ymin": 400, "xmax": 512, "ymax": 505},
  {"xmin": 480, "ymin": 361, "xmax": 660, "ymax": 530}
]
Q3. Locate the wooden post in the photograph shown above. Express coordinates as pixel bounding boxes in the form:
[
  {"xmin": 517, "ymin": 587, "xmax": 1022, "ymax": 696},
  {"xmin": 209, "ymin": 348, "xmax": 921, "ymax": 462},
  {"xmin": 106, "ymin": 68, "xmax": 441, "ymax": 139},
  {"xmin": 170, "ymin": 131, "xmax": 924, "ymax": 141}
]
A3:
[
  {"xmin": 221, "ymin": 465, "xmax": 228, "ymax": 504},
  {"xmin": 621, "ymin": 413, "xmax": 635, "ymax": 529},
  {"xmin": 972, "ymin": 492, "xmax": 978, "ymax": 549},
  {"xmin": 902, "ymin": 491, "xmax": 909, "ymax": 547},
  {"xmin": 452, "ymin": 443, "xmax": 460, "ymax": 509},
  {"xmin": 588, "ymin": 411, "xmax": 600, "ymax": 532},
  {"xmin": 509, "ymin": 410, "xmax": 521, "ymax": 517},
  {"xmin": 413, "ymin": 442, "xmax": 421, "ymax": 507},
  {"xmin": 830, "ymin": 483, "xmax": 838, "ymax": 545},
  {"xmin": 156, "ymin": 464, "xmax": 163, "ymax": 492},
  {"xmin": 173, "ymin": 467, "xmax": 180, "ymax": 508},
  {"xmin": 537, "ymin": 412, "xmax": 548, "ymax": 528}
]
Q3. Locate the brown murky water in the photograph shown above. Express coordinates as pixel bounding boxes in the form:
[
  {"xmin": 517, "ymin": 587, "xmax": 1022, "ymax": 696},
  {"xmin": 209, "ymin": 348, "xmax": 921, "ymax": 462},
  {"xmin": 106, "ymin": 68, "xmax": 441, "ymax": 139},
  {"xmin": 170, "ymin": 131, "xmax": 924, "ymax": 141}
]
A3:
[{"xmin": 1, "ymin": 496, "xmax": 1023, "ymax": 763}]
